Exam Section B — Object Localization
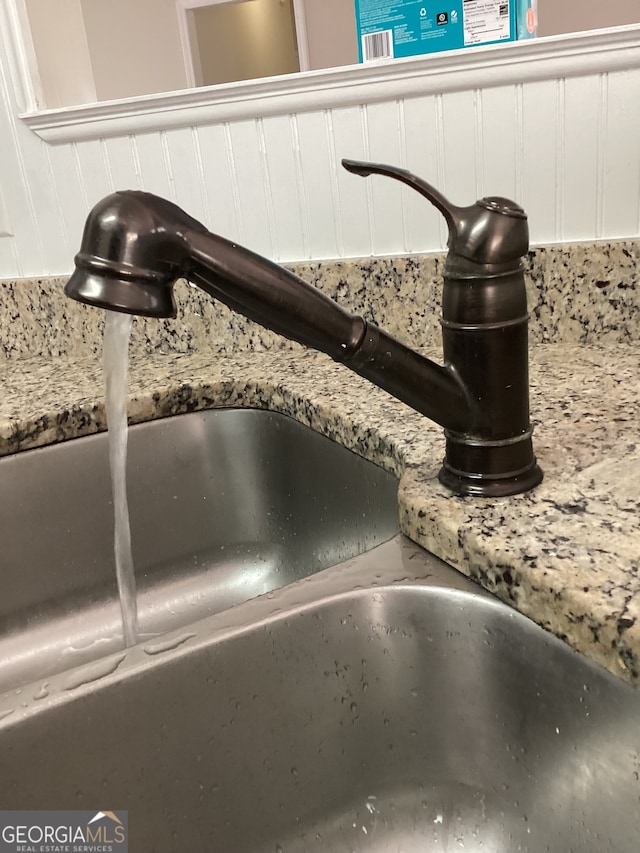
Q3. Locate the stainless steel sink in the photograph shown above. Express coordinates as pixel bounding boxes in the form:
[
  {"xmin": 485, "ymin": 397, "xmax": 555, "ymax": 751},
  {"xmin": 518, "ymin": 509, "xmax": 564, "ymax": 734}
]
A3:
[
  {"xmin": 1, "ymin": 537, "xmax": 639, "ymax": 851},
  {"xmin": 1, "ymin": 408, "xmax": 639, "ymax": 850},
  {"xmin": 0, "ymin": 409, "xmax": 398, "ymax": 692}
]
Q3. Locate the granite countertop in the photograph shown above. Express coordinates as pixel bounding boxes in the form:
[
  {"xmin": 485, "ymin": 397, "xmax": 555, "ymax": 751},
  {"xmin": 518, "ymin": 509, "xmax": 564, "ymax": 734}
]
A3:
[
  {"xmin": 1, "ymin": 339, "xmax": 638, "ymax": 687},
  {"xmin": 1, "ymin": 243, "xmax": 639, "ymax": 686}
]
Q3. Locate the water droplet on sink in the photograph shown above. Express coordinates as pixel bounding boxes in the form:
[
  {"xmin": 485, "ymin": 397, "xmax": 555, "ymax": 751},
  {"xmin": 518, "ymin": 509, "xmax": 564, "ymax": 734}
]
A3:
[
  {"xmin": 63, "ymin": 652, "xmax": 126, "ymax": 691},
  {"xmin": 143, "ymin": 633, "xmax": 195, "ymax": 655},
  {"xmin": 33, "ymin": 683, "xmax": 49, "ymax": 701}
]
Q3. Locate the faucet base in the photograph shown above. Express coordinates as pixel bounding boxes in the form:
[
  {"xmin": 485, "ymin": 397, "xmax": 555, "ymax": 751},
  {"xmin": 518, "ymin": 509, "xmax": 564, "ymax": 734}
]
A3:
[
  {"xmin": 439, "ymin": 428, "xmax": 543, "ymax": 497},
  {"xmin": 438, "ymin": 461, "xmax": 543, "ymax": 497}
]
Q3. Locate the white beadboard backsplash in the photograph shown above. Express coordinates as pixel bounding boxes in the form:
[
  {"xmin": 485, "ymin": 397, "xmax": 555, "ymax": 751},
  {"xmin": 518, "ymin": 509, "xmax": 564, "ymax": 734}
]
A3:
[{"xmin": 1, "ymin": 28, "xmax": 640, "ymax": 278}]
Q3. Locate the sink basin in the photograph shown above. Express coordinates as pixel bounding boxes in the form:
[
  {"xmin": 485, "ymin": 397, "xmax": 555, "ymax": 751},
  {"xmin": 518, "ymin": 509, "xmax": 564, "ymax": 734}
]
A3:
[
  {"xmin": 2, "ymin": 407, "xmax": 639, "ymax": 850},
  {"xmin": 1, "ymin": 537, "xmax": 639, "ymax": 850},
  {"xmin": 0, "ymin": 409, "xmax": 398, "ymax": 691}
]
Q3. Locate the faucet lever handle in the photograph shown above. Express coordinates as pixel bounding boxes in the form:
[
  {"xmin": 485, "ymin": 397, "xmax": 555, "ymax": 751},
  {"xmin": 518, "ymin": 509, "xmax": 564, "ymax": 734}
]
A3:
[
  {"xmin": 342, "ymin": 158, "xmax": 461, "ymax": 240},
  {"xmin": 342, "ymin": 157, "xmax": 529, "ymax": 266}
]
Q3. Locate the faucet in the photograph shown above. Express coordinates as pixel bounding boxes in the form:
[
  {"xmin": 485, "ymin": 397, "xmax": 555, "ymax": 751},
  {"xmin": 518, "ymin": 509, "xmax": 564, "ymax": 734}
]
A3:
[{"xmin": 65, "ymin": 158, "xmax": 542, "ymax": 497}]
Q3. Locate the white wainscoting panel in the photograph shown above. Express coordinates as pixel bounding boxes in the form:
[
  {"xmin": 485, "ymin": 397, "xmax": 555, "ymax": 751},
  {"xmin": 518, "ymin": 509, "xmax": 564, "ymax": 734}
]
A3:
[
  {"xmin": 1, "ymin": 26, "xmax": 640, "ymax": 278},
  {"xmin": 602, "ymin": 70, "xmax": 640, "ymax": 238}
]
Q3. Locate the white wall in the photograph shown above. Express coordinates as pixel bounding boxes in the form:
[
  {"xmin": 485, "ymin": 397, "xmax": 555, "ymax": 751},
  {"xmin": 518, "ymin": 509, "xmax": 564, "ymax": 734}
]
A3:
[
  {"xmin": 24, "ymin": 0, "xmax": 188, "ymax": 106},
  {"xmin": 0, "ymin": 23, "xmax": 640, "ymax": 279},
  {"xmin": 538, "ymin": 0, "xmax": 640, "ymax": 37},
  {"xmin": 80, "ymin": 0, "xmax": 187, "ymax": 101},
  {"xmin": 303, "ymin": 0, "xmax": 358, "ymax": 70},
  {"xmin": 24, "ymin": 0, "xmax": 95, "ymax": 108}
]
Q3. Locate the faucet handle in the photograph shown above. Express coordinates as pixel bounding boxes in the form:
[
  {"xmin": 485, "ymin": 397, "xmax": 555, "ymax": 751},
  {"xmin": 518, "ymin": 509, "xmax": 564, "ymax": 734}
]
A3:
[
  {"xmin": 342, "ymin": 158, "xmax": 528, "ymax": 267},
  {"xmin": 342, "ymin": 158, "xmax": 462, "ymax": 237}
]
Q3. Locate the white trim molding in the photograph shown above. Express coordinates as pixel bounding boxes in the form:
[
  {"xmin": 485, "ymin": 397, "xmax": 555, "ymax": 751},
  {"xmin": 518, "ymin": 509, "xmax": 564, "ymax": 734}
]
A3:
[
  {"xmin": 17, "ymin": 25, "xmax": 640, "ymax": 144},
  {"xmin": 291, "ymin": 0, "xmax": 310, "ymax": 73},
  {"xmin": 176, "ymin": 0, "xmax": 199, "ymax": 89},
  {"xmin": 0, "ymin": 0, "xmax": 45, "ymax": 113},
  {"xmin": 0, "ymin": 185, "xmax": 13, "ymax": 238}
]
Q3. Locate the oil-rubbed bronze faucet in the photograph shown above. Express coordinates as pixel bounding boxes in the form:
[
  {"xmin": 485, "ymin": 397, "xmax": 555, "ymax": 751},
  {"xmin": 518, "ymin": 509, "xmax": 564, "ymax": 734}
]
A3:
[{"xmin": 65, "ymin": 158, "xmax": 542, "ymax": 497}]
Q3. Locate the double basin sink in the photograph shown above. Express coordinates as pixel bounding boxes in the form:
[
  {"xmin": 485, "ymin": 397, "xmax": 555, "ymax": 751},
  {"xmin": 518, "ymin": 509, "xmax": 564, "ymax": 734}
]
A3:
[{"xmin": 1, "ymin": 409, "xmax": 639, "ymax": 850}]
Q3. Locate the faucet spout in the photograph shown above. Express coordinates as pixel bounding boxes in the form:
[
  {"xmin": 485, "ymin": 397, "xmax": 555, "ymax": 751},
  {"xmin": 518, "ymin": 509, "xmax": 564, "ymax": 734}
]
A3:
[
  {"xmin": 66, "ymin": 191, "xmax": 472, "ymax": 433},
  {"xmin": 66, "ymin": 170, "xmax": 542, "ymax": 497},
  {"xmin": 185, "ymin": 231, "xmax": 474, "ymax": 432}
]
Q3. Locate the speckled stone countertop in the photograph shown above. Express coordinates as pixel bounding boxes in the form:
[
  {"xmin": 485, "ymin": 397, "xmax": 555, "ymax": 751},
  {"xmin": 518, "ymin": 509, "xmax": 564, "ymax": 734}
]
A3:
[{"xmin": 1, "ymin": 242, "xmax": 639, "ymax": 685}]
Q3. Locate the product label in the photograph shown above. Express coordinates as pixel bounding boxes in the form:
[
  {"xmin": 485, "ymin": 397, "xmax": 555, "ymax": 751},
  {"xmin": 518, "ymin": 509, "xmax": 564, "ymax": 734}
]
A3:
[
  {"xmin": 353, "ymin": 0, "xmax": 520, "ymax": 62},
  {"xmin": 463, "ymin": 0, "xmax": 511, "ymax": 45}
]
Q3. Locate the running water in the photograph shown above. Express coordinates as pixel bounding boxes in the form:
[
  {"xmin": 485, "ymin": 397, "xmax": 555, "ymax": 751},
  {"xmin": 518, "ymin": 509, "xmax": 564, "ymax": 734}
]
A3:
[{"xmin": 103, "ymin": 311, "xmax": 138, "ymax": 647}]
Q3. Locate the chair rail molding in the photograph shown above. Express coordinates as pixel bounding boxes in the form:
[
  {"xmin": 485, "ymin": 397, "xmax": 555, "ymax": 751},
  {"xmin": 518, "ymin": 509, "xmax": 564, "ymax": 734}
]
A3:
[{"xmin": 7, "ymin": 22, "xmax": 640, "ymax": 144}]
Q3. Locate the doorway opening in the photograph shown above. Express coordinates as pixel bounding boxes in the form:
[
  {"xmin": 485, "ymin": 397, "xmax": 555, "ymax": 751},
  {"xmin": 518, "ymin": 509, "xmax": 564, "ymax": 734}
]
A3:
[{"xmin": 178, "ymin": 0, "xmax": 307, "ymax": 88}]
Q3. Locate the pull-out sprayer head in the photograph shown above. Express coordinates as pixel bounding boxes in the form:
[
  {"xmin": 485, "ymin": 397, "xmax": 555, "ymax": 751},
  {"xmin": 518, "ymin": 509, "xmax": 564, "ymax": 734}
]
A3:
[{"xmin": 65, "ymin": 191, "xmax": 209, "ymax": 318}]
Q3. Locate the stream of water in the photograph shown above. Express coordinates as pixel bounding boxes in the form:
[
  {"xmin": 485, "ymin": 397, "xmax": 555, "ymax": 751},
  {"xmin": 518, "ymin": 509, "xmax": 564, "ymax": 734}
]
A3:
[{"xmin": 103, "ymin": 311, "xmax": 139, "ymax": 647}]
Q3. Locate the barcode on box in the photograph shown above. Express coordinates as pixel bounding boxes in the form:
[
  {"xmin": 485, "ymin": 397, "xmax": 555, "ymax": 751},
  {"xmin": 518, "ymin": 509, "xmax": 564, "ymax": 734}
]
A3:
[{"xmin": 362, "ymin": 29, "xmax": 394, "ymax": 61}]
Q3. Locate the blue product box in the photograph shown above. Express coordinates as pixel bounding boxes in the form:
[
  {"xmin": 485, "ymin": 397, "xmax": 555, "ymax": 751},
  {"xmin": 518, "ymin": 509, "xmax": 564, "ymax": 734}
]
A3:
[{"xmin": 355, "ymin": 1, "xmax": 531, "ymax": 63}]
